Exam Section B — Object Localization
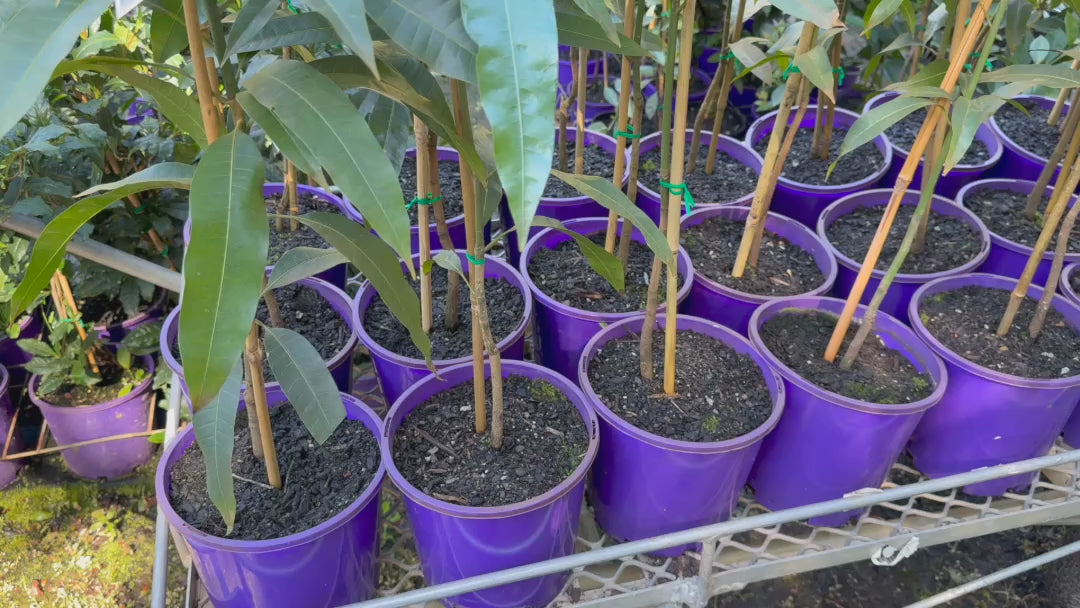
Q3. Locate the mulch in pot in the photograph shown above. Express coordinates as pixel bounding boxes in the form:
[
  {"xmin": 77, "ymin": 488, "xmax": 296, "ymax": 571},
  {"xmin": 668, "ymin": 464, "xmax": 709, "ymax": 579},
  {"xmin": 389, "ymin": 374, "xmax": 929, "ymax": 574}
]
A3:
[
  {"xmin": 759, "ymin": 310, "xmax": 934, "ymax": 404},
  {"xmin": 886, "ymin": 108, "xmax": 990, "ymax": 165},
  {"xmin": 682, "ymin": 216, "xmax": 825, "ymax": 296},
  {"xmin": 392, "ymin": 374, "xmax": 589, "ymax": 507},
  {"xmin": 169, "ymin": 404, "xmax": 380, "ymax": 540},
  {"xmin": 963, "ymin": 187, "xmax": 1080, "ymax": 253},
  {"xmin": 994, "ymin": 101, "xmax": 1062, "ymax": 160},
  {"xmin": 752, "ymin": 126, "xmax": 885, "ymax": 186},
  {"xmin": 398, "ymin": 157, "xmax": 465, "ymax": 227},
  {"xmin": 640, "ymin": 105, "xmax": 748, "ymax": 139},
  {"xmin": 588, "ymin": 328, "xmax": 773, "ymax": 442},
  {"xmin": 544, "ymin": 140, "xmax": 615, "ymax": 198},
  {"xmin": 363, "ymin": 266, "xmax": 525, "ymax": 360},
  {"xmin": 266, "ymin": 193, "xmax": 344, "ymax": 262},
  {"xmin": 639, "ymin": 142, "xmax": 757, "ymax": 204},
  {"xmin": 919, "ymin": 286, "xmax": 1080, "ymax": 379},
  {"xmin": 826, "ymin": 205, "xmax": 984, "ymax": 274},
  {"xmin": 528, "ymin": 234, "xmax": 680, "ymax": 313}
]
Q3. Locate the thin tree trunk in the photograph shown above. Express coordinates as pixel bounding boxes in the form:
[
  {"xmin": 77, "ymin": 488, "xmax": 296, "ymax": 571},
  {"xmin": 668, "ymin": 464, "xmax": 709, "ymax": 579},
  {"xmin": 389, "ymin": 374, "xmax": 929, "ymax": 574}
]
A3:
[
  {"xmin": 575, "ymin": 48, "xmax": 587, "ymax": 175},
  {"xmin": 1029, "ymin": 198, "xmax": 1080, "ymax": 337},
  {"xmin": 617, "ymin": 62, "xmax": 646, "ymax": 266},
  {"xmin": 1026, "ymin": 95, "xmax": 1080, "ymax": 218},
  {"xmin": 426, "ymin": 132, "xmax": 461, "ymax": 330}
]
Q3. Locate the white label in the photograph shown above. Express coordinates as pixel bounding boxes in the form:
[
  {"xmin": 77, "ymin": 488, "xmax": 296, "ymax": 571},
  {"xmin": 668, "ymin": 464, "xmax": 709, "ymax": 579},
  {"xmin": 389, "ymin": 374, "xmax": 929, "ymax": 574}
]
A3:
[{"xmin": 114, "ymin": 0, "xmax": 145, "ymax": 18}]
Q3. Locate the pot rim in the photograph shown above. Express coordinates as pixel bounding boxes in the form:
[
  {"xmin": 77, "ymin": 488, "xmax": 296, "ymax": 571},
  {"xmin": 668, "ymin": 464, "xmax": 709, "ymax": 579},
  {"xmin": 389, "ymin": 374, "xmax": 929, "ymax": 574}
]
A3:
[
  {"xmin": 955, "ymin": 178, "xmax": 1080, "ymax": 263},
  {"xmin": 540, "ymin": 127, "xmax": 630, "ymax": 206},
  {"xmin": 988, "ymin": 94, "xmax": 1068, "ymax": 166},
  {"xmin": 1062, "ymin": 264, "xmax": 1080, "ymax": 306},
  {"xmin": 636, "ymin": 130, "xmax": 762, "ymax": 206},
  {"xmin": 29, "ymin": 355, "xmax": 156, "ymax": 414},
  {"xmin": 89, "ymin": 287, "xmax": 169, "ymax": 334}
]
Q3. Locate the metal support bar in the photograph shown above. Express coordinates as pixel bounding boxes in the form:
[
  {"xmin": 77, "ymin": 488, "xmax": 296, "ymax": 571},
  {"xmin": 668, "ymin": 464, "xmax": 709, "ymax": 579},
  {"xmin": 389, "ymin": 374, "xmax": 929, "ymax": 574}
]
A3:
[{"xmin": 151, "ymin": 381, "xmax": 183, "ymax": 608}]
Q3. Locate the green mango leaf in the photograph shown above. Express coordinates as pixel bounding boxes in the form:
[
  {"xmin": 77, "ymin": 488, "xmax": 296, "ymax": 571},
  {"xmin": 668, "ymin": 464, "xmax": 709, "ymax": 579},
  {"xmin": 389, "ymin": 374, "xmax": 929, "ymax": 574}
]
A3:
[
  {"xmin": 886, "ymin": 59, "xmax": 948, "ymax": 91},
  {"xmin": 1029, "ymin": 35, "xmax": 1050, "ymax": 64},
  {"xmin": 263, "ymin": 326, "xmax": 345, "ymax": 444},
  {"xmin": 293, "ymin": 212, "xmax": 432, "ymax": 363},
  {"xmin": 236, "ymin": 91, "xmax": 325, "ymax": 185},
  {"xmin": 193, "ymin": 360, "xmax": 243, "ymax": 534},
  {"xmin": 0, "ymin": 0, "xmax": 114, "ymax": 140},
  {"xmin": 730, "ymin": 37, "xmax": 774, "ymax": 85},
  {"xmin": 223, "ymin": 0, "xmax": 279, "ymax": 58},
  {"xmin": 533, "ymin": 216, "xmax": 624, "ymax": 291},
  {"xmin": 863, "ymin": 0, "xmax": 904, "ymax": 36},
  {"xmin": 981, "ymin": 64, "xmax": 1080, "ymax": 89},
  {"xmin": 477, "ymin": 171, "xmax": 505, "ymax": 230},
  {"xmin": 880, "ymin": 33, "xmax": 921, "ymax": 55},
  {"xmin": 833, "ymin": 95, "xmax": 933, "ymax": 166},
  {"xmin": 896, "ymin": 86, "xmax": 952, "ymax": 99},
  {"xmin": 794, "ymin": 45, "xmax": 836, "ymax": 102},
  {"xmin": 554, "ymin": 0, "xmax": 650, "ymax": 55},
  {"xmin": 231, "ymin": 12, "xmax": 341, "ymax": 54},
  {"xmin": 549, "ymin": 169, "xmax": 672, "ymax": 265},
  {"xmin": 180, "ymin": 131, "xmax": 268, "ymax": 411},
  {"xmin": 461, "ymin": 0, "xmax": 559, "ymax": 251},
  {"xmin": 11, "ymin": 163, "xmax": 195, "ymax": 317},
  {"xmin": 365, "ymin": 0, "xmax": 477, "ymax": 83},
  {"xmin": 428, "ymin": 250, "xmax": 468, "ymax": 283},
  {"xmin": 265, "ymin": 247, "xmax": 348, "ymax": 291},
  {"xmin": 572, "ymin": 0, "xmax": 620, "ymax": 45},
  {"xmin": 245, "ymin": 60, "xmax": 411, "ymax": 262},
  {"xmin": 943, "ymin": 96, "xmax": 981, "ymax": 173},
  {"xmin": 150, "ymin": 0, "xmax": 188, "ymax": 61},
  {"xmin": 358, "ymin": 91, "xmax": 411, "ymax": 174},
  {"xmin": 305, "ymin": 0, "xmax": 379, "ymax": 77},
  {"xmin": 147, "ymin": 430, "xmax": 166, "ymax": 444},
  {"xmin": 16, "ymin": 339, "xmax": 56, "ymax": 358},
  {"xmin": 767, "ymin": 0, "xmax": 842, "ymax": 30}
]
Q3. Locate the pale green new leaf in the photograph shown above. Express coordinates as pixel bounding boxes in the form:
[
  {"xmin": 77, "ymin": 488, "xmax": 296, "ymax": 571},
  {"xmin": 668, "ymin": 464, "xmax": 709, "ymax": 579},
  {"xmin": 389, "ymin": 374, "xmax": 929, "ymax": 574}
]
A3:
[
  {"xmin": 150, "ymin": 0, "xmax": 188, "ymax": 61},
  {"xmin": 365, "ymin": 0, "xmax": 477, "ymax": 83},
  {"xmin": 533, "ymin": 216, "xmax": 624, "ymax": 292},
  {"xmin": 794, "ymin": 46, "xmax": 836, "ymax": 102},
  {"xmin": 231, "ymin": 12, "xmax": 340, "ymax": 53},
  {"xmin": 223, "ymin": 0, "xmax": 279, "ymax": 58},
  {"xmin": 980, "ymin": 64, "xmax": 1080, "ymax": 89},
  {"xmin": 193, "ymin": 360, "xmax": 242, "ymax": 534},
  {"xmin": 429, "ymin": 250, "xmax": 468, "ymax": 283},
  {"xmin": 1029, "ymin": 35, "xmax": 1050, "ymax": 64},
  {"xmin": 767, "ymin": 0, "xmax": 841, "ymax": 30},
  {"xmin": 305, "ymin": 0, "xmax": 378, "ymax": 76},
  {"xmin": 942, "ymin": 95, "xmax": 989, "ymax": 173},
  {"xmin": 264, "ymin": 327, "xmax": 345, "ymax": 444},
  {"xmin": 265, "ymin": 247, "xmax": 348, "ymax": 291},
  {"xmin": 833, "ymin": 95, "xmax": 933, "ymax": 168},
  {"xmin": 236, "ymin": 91, "xmax": 325, "ymax": 184},
  {"xmin": 730, "ymin": 37, "xmax": 773, "ymax": 85},
  {"xmin": 863, "ymin": 0, "xmax": 904, "ymax": 36}
]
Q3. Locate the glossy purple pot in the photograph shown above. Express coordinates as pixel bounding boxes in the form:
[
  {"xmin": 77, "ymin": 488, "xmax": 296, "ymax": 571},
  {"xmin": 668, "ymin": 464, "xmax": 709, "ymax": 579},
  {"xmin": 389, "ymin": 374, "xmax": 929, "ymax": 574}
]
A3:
[
  {"xmin": 521, "ymin": 217, "xmax": 695, "ymax": 382},
  {"xmin": 352, "ymin": 251, "xmax": 531, "ymax": 407},
  {"xmin": 746, "ymin": 106, "xmax": 893, "ymax": 227},
  {"xmin": 1059, "ymin": 264, "xmax": 1080, "ymax": 447},
  {"xmin": 404, "ymin": 146, "xmax": 468, "ymax": 253},
  {"xmin": 819, "ymin": 189, "xmax": 991, "ymax": 323},
  {"xmin": 635, "ymin": 130, "xmax": 762, "ymax": 224},
  {"xmin": 184, "ymin": 183, "xmax": 360, "ymax": 289},
  {"xmin": 989, "ymin": 95, "xmax": 1068, "ymax": 183},
  {"xmin": 748, "ymin": 297, "xmax": 947, "ymax": 526},
  {"xmin": 579, "ymin": 314, "xmax": 784, "ymax": 555},
  {"xmin": 558, "ymin": 45, "xmax": 599, "ymax": 88},
  {"xmin": 681, "ymin": 206, "xmax": 837, "ymax": 334},
  {"xmin": 500, "ymin": 128, "xmax": 628, "ymax": 266},
  {"xmin": 908, "ymin": 273, "xmax": 1080, "ymax": 495},
  {"xmin": 91, "ymin": 288, "xmax": 170, "ymax": 344},
  {"xmin": 956, "ymin": 179, "xmax": 1080, "ymax": 286},
  {"xmin": 28, "ymin": 356, "xmax": 156, "ymax": 479},
  {"xmin": 161, "ymin": 276, "xmax": 358, "ymax": 402},
  {"xmin": 0, "ymin": 313, "xmax": 43, "ymax": 388},
  {"xmin": 383, "ymin": 359, "xmax": 599, "ymax": 608},
  {"xmin": 0, "ymin": 365, "xmax": 22, "ymax": 489},
  {"xmin": 158, "ymin": 388, "xmax": 385, "ymax": 608},
  {"xmin": 866, "ymin": 93, "xmax": 1003, "ymax": 199}
]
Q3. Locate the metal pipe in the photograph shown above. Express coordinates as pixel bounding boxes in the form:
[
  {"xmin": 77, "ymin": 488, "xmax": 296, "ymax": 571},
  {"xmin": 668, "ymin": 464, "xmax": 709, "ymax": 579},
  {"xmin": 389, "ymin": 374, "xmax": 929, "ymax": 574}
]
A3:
[
  {"xmin": 903, "ymin": 538, "xmax": 1080, "ymax": 608},
  {"xmin": 151, "ymin": 381, "xmax": 183, "ymax": 608},
  {"xmin": 345, "ymin": 449, "xmax": 1080, "ymax": 608},
  {"xmin": 1, "ymin": 213, "xmax": 182, "ymax": 293}
]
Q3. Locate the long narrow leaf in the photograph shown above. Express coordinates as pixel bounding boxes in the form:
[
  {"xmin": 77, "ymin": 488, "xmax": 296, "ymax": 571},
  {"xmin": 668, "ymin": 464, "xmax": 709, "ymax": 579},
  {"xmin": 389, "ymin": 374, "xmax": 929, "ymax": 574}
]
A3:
[
  {"xmin": 224, "ymin": 0, "xmax": 279, "ymax": 58},
  {"xmin": 365, "ymin": 0, "xmax": 477, "ymax": 83},
  {"xmin": 768, "ymin": 0, "xmax": 842, "ymax": 29},
  {"xmin": 305, "ymin": 0, "xmax": 379, "ymax": 76},
  {"xmin": 265, "ymin": 247, "xmax": 348, "ymax": 291},
  {"xmin": 980, "ymin": 64, "xmax": 1080, "ymax": 89},
  {"xmin": 833, "ymin": 96, "xmax": 933, "ymax": 164},
  {"xmin": 193, "ymin": 360, "xmax": 243, "ymax": 534},
  {"xmin": 150, "ymin": 0, "xmax": 188, "ymax": 61},
  {"xmin": 554, "ymin": 0, "xmax": 649, "ymax": 54},
  {"xmin": 264, "ymin": 326, "xmax": 345, "ymax": 444},
  {"xmin": 533, "ymin": 216, "xmax": 624, "ymax": 292},
  {"xmin": 573, "ymin": 0, "xmax": 620, "ymax": 45},
  {"xmin": 237, "ymin": 91, "xmax": 325, "ymax": 184},
  {"xmin": 76, "ymin": 162, "xmax": 194, "ymax": 197}
]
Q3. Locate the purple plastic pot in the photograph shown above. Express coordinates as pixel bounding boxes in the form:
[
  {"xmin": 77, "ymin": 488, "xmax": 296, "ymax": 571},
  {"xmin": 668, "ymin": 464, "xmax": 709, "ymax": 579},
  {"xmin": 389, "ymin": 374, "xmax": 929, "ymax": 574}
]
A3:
[
  {"xmin": 866, "ymin": 93, "xmax": 1003, "ymax": 199},
  {"xmin": 1060, "ymin": 264, "xmax": 1080, "ymax": 447},
  {"xmin": 956, "ymin": 179, "xmax": 1080, "ymax": 285},
  {"xmin": 989, "ymin": 95, "xmax": 1069, "ymax": 183},
  {"xmin": 580, "ymin": 314, "xmax": 784, "ymax": 555},
  {"xmin": 748, "ymin": 296, "xmax": 947, "ymax": 526},
  {"xmin": 908, "ymin": 273, "xmax": 1080, "ymax": 495},
  {"xmin": 558, "ymin": 45, "xmax": 599, "ymax": 88},
  {"xmin": 681, "ymin": 206, "xmax": 837, "ymax": 334},
  {"xmin": 0, "ymin": 365, "xmax": 22, "ymax": 489},
  {"xmin": 818, "ymin": 189, "xmax": 991, "ymax": 323},
  {"xmin": 91, "ymin": 288, "xmax": 170, "ymax": 344},
  {"xmin": 568, "ymin": 80, "xmax": 660, "ymax": 125},
  {"xmin": 184, "ymin": 183, "xmax": 360, "ymax": 289},
  {"xmin": 161, "ymin": 276, "xmax": 358, "ymax": 402},
  {"xmin": 352, "ymin": 251, "xmax": 532, "ymax": 407},
  {"xmin": 125, "ymin": 97, "xmax": 156, "ymax": 125},
  {"xmin": 28, "ymin": 356, "xmax": 156, "ymax": 479},
  {"xmin": 383, "ymin": 359, "xmax": 599, "ymax": 608},
  {"xmin": 521, "ymin": 217, "xmax": 695, "ymax": 382},
  {"xmin": 404, "ymin": 146, "xmax": 468, "ymax": 253},
  {"xmin": 746, "ymin": 106, "xmax": 893, "ymax": 227},
  {"xmin": 158, "ymin": 387, "xmax": 385, "ymax": 608},
  {"xmin": 500, "ymin": 128, "xmax": 629, "ymax": 266},
  {"xmin": 698, "ymin": 47, "xmax": 722, "ymax": 75},
  {"xmin": 0, "ymin": 313, "xmax": 43, "ymax": 388},
  {"xmin": 635, "ymin": 130, "xmax": 762, "ymax": 224}
]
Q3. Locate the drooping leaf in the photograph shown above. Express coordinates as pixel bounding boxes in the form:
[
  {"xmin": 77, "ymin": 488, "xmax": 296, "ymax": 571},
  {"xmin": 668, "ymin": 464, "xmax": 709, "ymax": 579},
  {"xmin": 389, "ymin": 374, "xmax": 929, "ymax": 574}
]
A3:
[
  {"xmin": 150, "ymin": 0, "xmax": 188, "ymax": 61},
  {"xmin": 231, "ymin": 12, "xmax": 341, "ymax": 53},
  {"xmin": 943, "ymin": 95, "xmax": 981, "ymax": 173},
  {"xmin": 832, "ymin": 95, "xmax": 934, "ymax": 168},
  {"xmin": 880, "ymin": 33, "xmax": 921, "ymax": 55},
  {"xmin": 265, "ymin": 247, "xmax": 348, "ymax": 291},
  {"xmin": 76, "ymin": 162, "xmax": 194, "ymax": 197},
  {"xmin": 532, "ymin": 216, "xmax": 624, "ymax": 292},
  {"xmin": 461, "ymin": 0, "xmax": 559, "ymax": 251},
  {"xmin": 304, "ymin": 0, "xmax": 379, "ymax": 76},
  {"xmin": 358, "ymin": 91, "xmax": 411, "ymax": 174},
  {"xmin": 767, "ymin": 0, "xmax": 842, "ymax": 30},
  {"xmin": 193, "ymin": 360, "xmax": 243, "ymax": 534},
  {"xmin": 863, "ymin": 0, "xmax": 904, "ymax": 36},
  {"xmin": 981, "ymin": 64, "xmax": 1080, "ymax": 89},
  {"xmin": 554, "ymin": 0, "xmax": 650, "ymax": 55},
  {"xmin": 245, "ymin": 60, "xmax": 411, "ymax": 262},
  {"xmin": 572, "ymin": 0, "xmax": 620, "ymax": 45},
  {"xmin": 794, "ymin": 45, "xmax": 836, "ymax": 102},
  {"xmin": 365, "ymin": 0, "xmax": 477, "ymax": 83},
  {"xmin": 896, "ymin": 86, "xmax": 952, "ymax": 99},
  {"xmin": 179, "ymin": 131, "xmax": 268, "ymax": 411},
  {"xmin": 263, "ymin": 326, "xmax": 345, "ymax": 444},
  {"xmin": 730, "ymin": 37, "xmax": 774, "ymax": 85},
  {"xmin": 223, "ymin": 0, "xmax": 280, "ymax": 58},
  {"xmin": 886, "ymin": 59, "xmax": 948, "ymax": 91},
  {"xmin": 236, "ymin": 91, "xmax": 325, "ymax": 184}
]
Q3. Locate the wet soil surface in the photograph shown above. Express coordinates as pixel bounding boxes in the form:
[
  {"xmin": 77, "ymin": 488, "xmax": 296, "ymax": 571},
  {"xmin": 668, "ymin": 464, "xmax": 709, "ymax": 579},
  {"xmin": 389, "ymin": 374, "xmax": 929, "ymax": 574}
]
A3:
[
  {"xmin": 964, "ymin": 187, "xmax": 1080, "ymax": 253},
  {"xmin": 398, "ymin": 157, "xmax": 464, "ymax": 226},
  {"xmin": 266, "ymin": 193, "xmax": 341, "ymax": 261},
  {"xmin": 887, "ymin": 107, "xmax": 990, "ymax": 165},
  {"xmin": 544, "ymin": 142, "xmax": 615, "ymax": 198},
  {"xmin": 639, "ymin": 142, "xmax": 758, "ymax": 204},
  {"xmin": 392, "ymin": 375, "xmax": 589, "ymax": 507},
  {"xmin": 753, "ymin": 126, "xmax": 885, "ymax": 186},
  {"xmin": 995, "ymin": 100, "xmax": 1063, "ymax": 160}
]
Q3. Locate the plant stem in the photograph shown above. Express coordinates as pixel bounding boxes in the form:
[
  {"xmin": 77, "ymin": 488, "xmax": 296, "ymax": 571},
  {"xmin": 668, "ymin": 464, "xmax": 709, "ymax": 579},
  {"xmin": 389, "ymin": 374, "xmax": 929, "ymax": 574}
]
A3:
[
  {"xmin": 687, "ymin": 0, "xmax": 729, "ymax": 175},
  {"xmin": 426, "ymin": 135, "xmax": 461, "ymax": 331},
  {"xmin": 281, "ymin": 47, "xmax": 299, "ymax": 232},
  {"xmin": 414, "ymin": 117, "xmax": 434, "ymax": 334},
  {"xmin": 201, "ymin": 0, "xmax": 239, "ymax": 103},
  {"xmin": 912, "ymin": 122, "xmax": 945, "ymax": 253},
  {"xmin": 103, "ymin": 152, "xmax": 176, "ymax": 270},
  {"xmin": 908, "ymin": 0, "xmax": 934, "ymax": 79},
  {"xmin": 1026, "ymin": 95, "xmax": 1080, "ymax": 217},
  {"xmin": 575, "ymin": 48, "xmax": 587, "ymax": 175},
  {"xmin": 811, "ymin": 102, "xmax": 827, "ymax": 157},
  {"xmin": 704, "ymin": 0, "xmax": 748, "ymax": 175},
  {"xmin": 244, "ymin": 326, "xmax": 281, "ymax": 488},
  {"xmin": 819, "ymin": 0, "xmax": 848, "ymax": 159},
  {"xmin": 604, "ymin": 0, "xmax": 640, "ymax": 254},
  {"xmin": 617, "ymin": 56, "xmax": 646, "ymax": 266},
  {"xmin": 1030, "ymin": 195, "xmax": 1080, "ymax": 337},
  {"xmin": 1049, "ymin": 60, "xmax": 1079, "ymax": 127},
  {"xmin": 182, "ymin": 0, "xmax": 222, "ymax": 142},
  {"xmin": 262, "ymin": 280, "xmax": 284, "ymax": 328}
]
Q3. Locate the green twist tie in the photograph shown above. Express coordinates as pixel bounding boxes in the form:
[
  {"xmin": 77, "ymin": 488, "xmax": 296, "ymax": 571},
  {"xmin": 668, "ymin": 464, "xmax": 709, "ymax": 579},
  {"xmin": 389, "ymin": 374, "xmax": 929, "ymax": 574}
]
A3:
[
  {"xmin": 915, "ymin": 24, "xmax": 926, "ymax": 31},
  {"xmin": 833, "ymin": 66, "xmax": 846, "ymax": 86},
  {"xmin": 406, "ymin": 193, "xmax": 442, "ymax": 210},
  {"xmin": 782, "ymin": 64, "xmax": 801, "ymax": 80},
  {"xmin": 720, "ymin": 51, "xmax": 737, "ymax": 60},
  {"xmin": 660, "ymin": 10, "xmax": 669, "ymax": 17},
  {"xmin": 660, "ymin": 180, "xmax": 695, "ymax": 213},
  {"xmin": 161, "ymin": 245, "xmax": 169, "ymax": 257},
  {"xmin": 132, "ymin": 204, "xmax": 146, "ymax": 215},
  {"xmin": 465, "ymin": 252, "xmax": 485, "ymax": 266},
  {"xmin": 59, "ymin": 317, "xmax": 86, "ymax": 328},
  {"xmin": 615, "ymin": 125, "xmax": 641, "ymax": 139},
  {"xmin": 286, "ymin": 0, "xmax": 299, "ymax": 13}
]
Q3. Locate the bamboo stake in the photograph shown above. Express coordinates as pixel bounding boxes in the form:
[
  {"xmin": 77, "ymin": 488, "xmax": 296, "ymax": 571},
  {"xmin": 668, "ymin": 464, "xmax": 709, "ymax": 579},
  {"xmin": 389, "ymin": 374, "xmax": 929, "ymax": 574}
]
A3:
[
  {"xmin": 183, "ymin": 0, "xmax": 221, "ymax": 141},
  {"xmin": 1049, "ymin": 60, "xmax": 1079, "ymax": 127},
  {"xmin": 687, "ymin": 0, "xmax": 729, "ymax": 174},
  {"xmin": 819, "ymin": 0, "xmax": 848, "ymax": 158},
  {"xmin": 414, "ymin": 117, "xmax": 434, "ymax": 334},
  {"xmin": 704, "ymin": 0, "xmax": 748, "ymax": 175},
  {"xmin": 242, "ymin": 347, "xmax": 264, "ymax": 461},
  {"xmin": 1026, "ymin": 94, "xmax": 1080, "ymax": 217},
  {"xmin": 950, "ymin": 0, "xmax": 972, "ymax": 61},
  {"xmin": 617, "ymin": 59, "xmax": 647, "ymax": 266},
  {"xmin": 244, "ymin": 327, "xmax": 280, "ymax": 488},
  {"xmin": 604, "ymin": 0, "xmax": 640, "ymax": 254},
  {"xmin": 575, "ymin": 48, "xmax": 587, "ymax": 175},
  {"xmin": 426, "ymin": 135, "xmax": 461, "ymax": 330},
  {"xmin": 824, "ymin": 0, "xmax": 995, "ymax": 363},
  {"xmin": 49, "ymin": 272, "xmax": 100, "ymax": 375},
  {"xmin": 1030, "ymin": 193, "xmax": 1080, "ymax": 337}
]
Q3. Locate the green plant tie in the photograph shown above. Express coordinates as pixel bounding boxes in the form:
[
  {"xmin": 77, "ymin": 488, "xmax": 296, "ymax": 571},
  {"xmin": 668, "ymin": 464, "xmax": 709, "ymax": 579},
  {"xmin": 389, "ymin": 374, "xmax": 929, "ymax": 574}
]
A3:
[
  {"xmin": 160, "ymin": 245, "xmax": 169, "ymax": 257},
  {"xmin": 833, "ymin": 66, "xmax": 846, "ymax": 86},
  {"xmin": 465, "ymin": 252, "xmax": 485, "ymax": 266},
  {"xmin": 406, "ymin": 193, "xmax": 441, "ymax": 210},
  {"xmin": 782, "ymin": 64, "xmax": 801, "ymax": 80},
  {"xmin": 615, "ymin": 125, "xmax": 641, "ymax": 139},
  {"xmin": 660, "ymin": 180, "xmax": 695, "ymax": 213},
  {"xmin": 286, "ymin": 0, "xmax": 299, "ymax": 14},
  {"xmin": 132, "ymin": 204, "xmax": 146, "ymax": 215},
  {"xmin": 660, "ymin": 10, "xmax": 669, "ymax": 17},
  {"xmin": 720, "ymin": 51, "xmax": 737, "ymax": 60},
  {"xmin": 59, "ymin": 317, "xmax": 86, "ymax": 328}
]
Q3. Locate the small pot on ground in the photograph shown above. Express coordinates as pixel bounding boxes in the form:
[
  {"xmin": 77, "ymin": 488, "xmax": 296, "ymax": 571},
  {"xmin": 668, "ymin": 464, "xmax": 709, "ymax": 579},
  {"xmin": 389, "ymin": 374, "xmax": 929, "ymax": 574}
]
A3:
[
  {"xmin": 0, "ymin": 313, "xmax": 43, "ymax": 389},
  {"xmin": 680, "ymin": 206, "xmax": 837, "ymax": 334},
  {"xmin": 866, "ymin": 92, "xmax": 1003, "ymax": 198},
  {"xmin": 0, "ymin": 365, "xmax": 23, "ymax": 489},
  {"xmin": 520, "ymin": 217, "xmax": 695, "ymax": 382},
  {"xmin": 87, "ymin": 288, "xmax": 170, "ymax": 344},
  {"xmin": 818, "ymin": 189, "xmax": 991, "ymax": 323},
  {"xmin": 401, "ymin": 146, "xmax": 469, "ymax": 253},
  {"xmin": 908, "ymin": 273, "xmax": 1080, "ymax": 495},
  {"xmin": 158, "ymin": 387, "xmax": 385, "ymax": 608},
  {"xmin": 745, "ymin": 106, "xmax": 892, "ymax": 227},
  {"xmin": 748, "ymin": 297, "xmax": 947, "ymax": 526},
  {"xmin": 956, "ymin": 179, "xmax": 1079, "ymax": 285},
  {"xmin": 28, "ymin": 356, "xmax": 155, "ymax": 479},
  {"xmin": 579, "ymin": 314, "xmax": 783, "ymax": 555},
  {"xmin": 352, "ymin": 251, "xmax": 532, "ymax": 406},
  {"xmin": 989, "ymin": 95, "xmax": 1070, "ymax": 183},
  {"xmin": 383, "ymin": 359, "xmax": 599, "ymax": 608}
]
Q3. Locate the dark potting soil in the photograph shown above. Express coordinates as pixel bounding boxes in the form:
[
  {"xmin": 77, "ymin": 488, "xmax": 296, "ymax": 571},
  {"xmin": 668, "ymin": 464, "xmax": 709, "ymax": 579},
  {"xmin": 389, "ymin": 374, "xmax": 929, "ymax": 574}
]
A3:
[
  {"xmin": 825, "ymin": 205, "xmax": 983, "ymax": 274},
  {"xmin": 545, "ymin": 141, "xmax": 615, "ymax": 198},
  {"xmin": 752, "ymin": 126, "xmax": 885, "ymax": 186},
  {"xmin": 640, "ymin": 105, "xmax": 748, "ymax": 139},
  {"xmin": 79, "ymin": 292, "xmax": 151, "ymax": 327},
  {"xmin": 919, "ymin": 286, "xmax": 1080, "ymax": 379},
  {"xmin": 392, "ymin": 374, "xmax": 589, "ymax": 507},
  {"xmin": 681, "ymin": 216, "xmax": 825, "ymax": 297},
  {"xmin": 398, "ymin": 157, "xmax": 465, "ymax": 225},
  {"xmin": 1072, "ymin": 271, "xmax": 1080, "ymax": 294},
  {"xmin": 169, "ymin": 404, "xmax": 379, "ymax": 539},
  {"xmin": 964, "ymin": 187, "xmax": 1080, "ymax": 253},
  {"xmin": 588, "ymin": 329, "xmax": 773, "ymax": 442},
  {"xmin": 639, "ymin": 142, "xmax": 757, "ymax": 204},
  {"xmin": 39, "ymin": 362, "xmax": 144, "ymax": 407},
  {"xmin": 994, "ymin": 101, "xmax": 1061, "ymax": 160},
  {"xmin": 886, "ymin": 108, "xmax": 990, "ymax": 165},
  {"xmin": 528, "ymin": 234, "xmax": 680, "ymax": 313},
  {"xmin": 266, "ymin": 193, "xmax": 340, "ymax": 262},
  {"xmin": 362, "ymin": 267, "xmax": 524, "ymax": 360},
  {"xmin": 760, "ymin": 310, "xmax": 934, "ymax": 404}
]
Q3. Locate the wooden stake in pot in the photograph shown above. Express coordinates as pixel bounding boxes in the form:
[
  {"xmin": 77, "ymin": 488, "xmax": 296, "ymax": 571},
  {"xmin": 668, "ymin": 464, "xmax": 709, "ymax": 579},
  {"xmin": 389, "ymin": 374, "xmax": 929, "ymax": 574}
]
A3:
[
  {"xmin": 704, "ymin": 0, "xmax": 749, "ymax": 175},
  {"xmin": 414, "ymin": 117, "xmax": 434, "ymax": 334},
  {"xmin": 604, "ymin": 0, "xmax": 640, "ymax": 254}
]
